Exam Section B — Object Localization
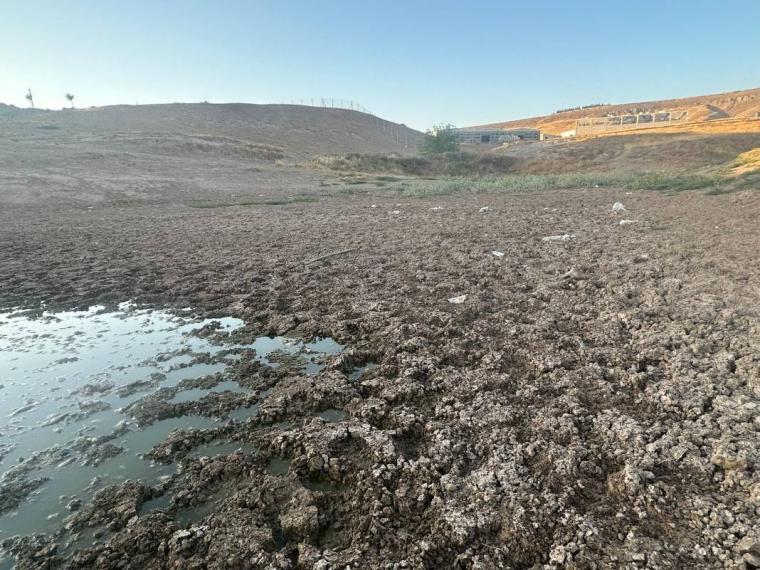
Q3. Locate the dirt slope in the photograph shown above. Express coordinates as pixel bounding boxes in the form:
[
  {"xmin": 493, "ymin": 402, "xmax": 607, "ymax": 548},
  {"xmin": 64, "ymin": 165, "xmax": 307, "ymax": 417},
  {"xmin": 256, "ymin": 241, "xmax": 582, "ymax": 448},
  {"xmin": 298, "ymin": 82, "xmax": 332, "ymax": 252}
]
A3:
[
  {"xmin": 0, "ymin": 103, "xmax": 422, "ymax": 158},
  {"xmin": 472, "ymin": 87, "xmax": 760, "ymax": 135},
  {"xmin": 0, "ymin": 103, "xmax": 423, "ymax": 205},
  {"xmin": 494, "ymin": 132, "xmax": 760, "ymax": 174}
]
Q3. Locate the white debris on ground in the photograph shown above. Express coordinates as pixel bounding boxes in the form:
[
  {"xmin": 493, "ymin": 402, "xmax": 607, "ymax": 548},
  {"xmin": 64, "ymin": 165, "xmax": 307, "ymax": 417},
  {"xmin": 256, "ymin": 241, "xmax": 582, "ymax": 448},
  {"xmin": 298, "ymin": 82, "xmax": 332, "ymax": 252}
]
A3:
[
  {"xmin": 430, "ymin": 206, "xmax": 443, "ymax": 211},
  {"xmin": 479, "ymin": 206, "xmax": 489, "ymax": 213},
  {"xmin": 619, "ymin": 219, "xmax": 638, "ymax": 225},
  {"xmin": 561, "ymin": 268, "xmax": 585, "ymax": 280},
  {"xmin": 448, "ymin": 295, "xmax": 467, "ymax": 304},
  {"xmin": 542, "ymin": 234, "xmax": 575, "ymax": 242},
  {"xmin": 389, "ymin": 210, "xmax": 400, "ymax": 215},
  {"xmin": 371, "ymin": 204, "xmax": 378, "ymax": 208},
  {"xmin": 612, "ymin": 202, "xmax": 627, "ymax": 213},
  {"xmin": 492, "ymin": 251, "xmax": 505, "ymax": 257}
]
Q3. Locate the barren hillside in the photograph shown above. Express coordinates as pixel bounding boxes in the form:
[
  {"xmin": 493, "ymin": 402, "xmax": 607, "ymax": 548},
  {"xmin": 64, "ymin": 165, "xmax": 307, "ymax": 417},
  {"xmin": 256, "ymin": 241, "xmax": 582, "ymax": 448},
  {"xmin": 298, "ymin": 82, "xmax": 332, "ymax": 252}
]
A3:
[
  {"xmin": 472, "ymin": 86, "xmax": 760, "ymax": 135},
  {"xmin": 0, "ymin": 103, "xmax": 422, "ymax": 205},
  {"xmin": 0, "ymin": 102, "xmax": 423, "ymax": 205},
  {"xmin": 0, "ymin": 102, "xmax": 422, "ymax": 158},
  {"xmin": 495, "ymin": 131, "xmax": 760, "ymax": 174}
]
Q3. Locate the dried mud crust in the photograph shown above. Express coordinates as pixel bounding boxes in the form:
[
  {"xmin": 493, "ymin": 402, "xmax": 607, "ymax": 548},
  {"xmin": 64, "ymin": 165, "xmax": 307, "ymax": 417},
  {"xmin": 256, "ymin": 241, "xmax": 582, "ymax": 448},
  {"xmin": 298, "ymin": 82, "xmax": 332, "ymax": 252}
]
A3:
[{"xmin": 2, "ymin": 188, "xmax": 760, "ymax": 569}]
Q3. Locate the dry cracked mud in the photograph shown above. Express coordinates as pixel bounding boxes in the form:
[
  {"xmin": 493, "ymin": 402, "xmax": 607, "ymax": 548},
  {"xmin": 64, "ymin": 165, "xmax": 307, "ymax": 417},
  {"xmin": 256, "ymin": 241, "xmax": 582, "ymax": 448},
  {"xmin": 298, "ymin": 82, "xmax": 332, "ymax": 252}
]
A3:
[{"xmin": 2, "ymin": 186, "xmax": 760, "ymax": 569}]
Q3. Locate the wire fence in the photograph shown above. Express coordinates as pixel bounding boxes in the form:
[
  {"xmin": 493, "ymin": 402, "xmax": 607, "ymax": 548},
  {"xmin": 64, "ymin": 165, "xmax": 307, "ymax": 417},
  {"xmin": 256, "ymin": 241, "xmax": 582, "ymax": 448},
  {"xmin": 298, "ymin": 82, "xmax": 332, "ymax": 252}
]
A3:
[
  {"xmin": 277, "ymin": 98, "xmax": 420, "ymax": 148},
  {"xmin": 279, "ymin": 98, "xmax": 373, "ymax": 115}
]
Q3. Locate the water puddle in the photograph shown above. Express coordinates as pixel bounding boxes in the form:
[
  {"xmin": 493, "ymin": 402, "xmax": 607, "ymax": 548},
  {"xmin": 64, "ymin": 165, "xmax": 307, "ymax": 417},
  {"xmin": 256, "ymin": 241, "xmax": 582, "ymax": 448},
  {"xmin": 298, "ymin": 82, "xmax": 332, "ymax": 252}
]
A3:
[
  {"xmin": 189, "ymin": 441, "xmax": 258, "ymax": 459},
  {"xmin": 252, "ymin": 336, "xmax": 343, "ymax": 374},
  {"xmin": 139, "ymin": 492, "xmax": 223, "ymax": 527},
  {"xmin": 168, "ymin": 380, "xmax": 249, "ymax": 404},
  {"xmin": 5, "ymin": 450, "xmax": 178, "ymax": 538},
  {"xmin": 0, "ymin": 303, "xmax": 344, "ymax": 555},
  {"xmin": 266, "ymin": 457, "xmax": 291, "ymax": 476},
  {"xmin": 118, "ymin": 416, "xmax": 220, "ymax": 454},
  {"xmin": 303, "ymin": 475, "xmax": 346, "ymax": 493},
  {"xmin": 318, "ymin": 409, "xmax": 346, "ymax": 422},
  {"xmin": 227, "ymin": 403, "xmax": 260, "ymax": 423},
  {"xmin": 175, "ymin": 497, "xmax": 224, "ymax": 527},
  {"xmin": 0, "ymin": 303, "xmax": 238, "ymax": 471},
  {"xmin": 62, "ymin": 526, "xmax": 112, "ymax": 557},
  {"xmin": 139, "ymin": 441, "xmax": 258, "ymax": 526},
  {"xmin": 349, "ymin": 362, "xmax": 378, "ymax": 381},
  {"xmin": 140, "ymin": 493, "xmax": 172, "ymax": 514}
]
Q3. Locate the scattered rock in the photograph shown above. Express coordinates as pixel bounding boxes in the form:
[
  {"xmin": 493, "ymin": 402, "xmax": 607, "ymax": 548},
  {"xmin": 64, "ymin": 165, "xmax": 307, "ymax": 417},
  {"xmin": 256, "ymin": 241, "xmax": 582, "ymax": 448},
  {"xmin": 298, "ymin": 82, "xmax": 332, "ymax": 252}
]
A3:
[
  {"xmin": 66, "ymin": 498, "xmax": 83, "ymax": 512},
  {"xmin": 561, "ymin": 268, "xmax": 586, "ymax": 280}
]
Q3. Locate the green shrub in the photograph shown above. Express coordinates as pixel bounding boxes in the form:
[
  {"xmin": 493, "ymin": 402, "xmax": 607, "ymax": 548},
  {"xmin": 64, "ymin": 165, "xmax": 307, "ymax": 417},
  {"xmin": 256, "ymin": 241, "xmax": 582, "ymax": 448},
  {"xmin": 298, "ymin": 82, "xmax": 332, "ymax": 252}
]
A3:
[{"xmin": 420, "ymin": 124, "xmax": 459, "ymax": 154}]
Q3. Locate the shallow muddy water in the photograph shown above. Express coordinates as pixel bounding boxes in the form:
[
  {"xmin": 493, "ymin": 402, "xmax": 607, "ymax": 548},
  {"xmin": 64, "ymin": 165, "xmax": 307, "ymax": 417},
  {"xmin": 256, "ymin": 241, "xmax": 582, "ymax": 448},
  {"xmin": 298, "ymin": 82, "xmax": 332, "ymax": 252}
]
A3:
[
  {"xmin": 0, "ymin": 304, "xmax": 236, "ymax": 470},
  {"xmin": 0, "ymin": 303, "xmax": 345, "ymax": 560},
  {"xmin": 168, "ymin": 380, "xmax": 249, "ymax": 404},
  {"xmin": 318, "ymin": 408, "xmax": 346, "ymax": 422}
]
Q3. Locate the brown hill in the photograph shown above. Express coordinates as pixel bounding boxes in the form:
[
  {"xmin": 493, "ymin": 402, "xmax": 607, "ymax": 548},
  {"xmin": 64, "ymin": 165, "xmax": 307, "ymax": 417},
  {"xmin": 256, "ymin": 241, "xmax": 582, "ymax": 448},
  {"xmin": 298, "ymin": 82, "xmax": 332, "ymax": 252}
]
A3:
[
  {"xmin": 494, "ymin": 131, "xmax": 760, "ymax": 174},
  {"xmin": 473, "ymin": 87, "xmax": 760, "ymax": 135},
  {"xmin": 0, "ymin": 103, "xmax": 422, "ymax": 205},
  {"xmin": 0, "ymin": 102, "xmax": 422, "ymax": 158}
]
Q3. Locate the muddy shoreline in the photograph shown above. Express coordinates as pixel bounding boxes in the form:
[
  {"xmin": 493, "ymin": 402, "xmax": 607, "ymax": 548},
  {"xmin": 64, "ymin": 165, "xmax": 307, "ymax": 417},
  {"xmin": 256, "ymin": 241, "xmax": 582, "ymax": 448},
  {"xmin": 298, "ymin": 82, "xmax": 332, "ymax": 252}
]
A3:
[{"xmin": 2, "ymin": 188, "xmax": 760, "ymax": 568}]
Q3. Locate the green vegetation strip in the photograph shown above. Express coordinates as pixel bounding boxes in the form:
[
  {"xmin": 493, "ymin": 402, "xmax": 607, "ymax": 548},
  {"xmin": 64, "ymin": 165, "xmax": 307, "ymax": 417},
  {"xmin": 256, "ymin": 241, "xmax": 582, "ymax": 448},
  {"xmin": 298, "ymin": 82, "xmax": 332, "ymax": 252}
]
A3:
[
  {"xmin": 312, "ymin": 151, "xmax": 757, "ymax": 196},
  {"xmin": 396, "ymin": 172, "xmax": 732, "ymax": 197},
  {"xmin": 310, "ymin": 152, "xmax": 516, "ymax": 177}
]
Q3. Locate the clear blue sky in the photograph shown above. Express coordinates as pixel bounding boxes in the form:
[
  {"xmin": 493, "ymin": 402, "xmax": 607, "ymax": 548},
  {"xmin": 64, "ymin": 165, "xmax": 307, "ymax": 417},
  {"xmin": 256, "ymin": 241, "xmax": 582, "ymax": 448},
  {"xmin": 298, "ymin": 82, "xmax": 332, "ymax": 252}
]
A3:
[{"xmin": 2, "ymin": 0, "xmax": 759, "ymax": 130}]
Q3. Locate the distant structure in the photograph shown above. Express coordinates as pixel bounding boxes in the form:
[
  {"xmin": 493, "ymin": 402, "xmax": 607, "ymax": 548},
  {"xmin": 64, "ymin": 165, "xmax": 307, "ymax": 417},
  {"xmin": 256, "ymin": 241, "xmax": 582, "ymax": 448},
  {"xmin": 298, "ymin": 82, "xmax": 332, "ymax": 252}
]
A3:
[
  {"xmin": 576, "ymin": 110, "xmax": 689, "ymax": 136},
  {"xmin": 453, "ymin": 127, "xmax": 540, "ymax": 144},
  {"xmin": 554, "ymin": 103, "xmax": 609, "ymax": 115}
]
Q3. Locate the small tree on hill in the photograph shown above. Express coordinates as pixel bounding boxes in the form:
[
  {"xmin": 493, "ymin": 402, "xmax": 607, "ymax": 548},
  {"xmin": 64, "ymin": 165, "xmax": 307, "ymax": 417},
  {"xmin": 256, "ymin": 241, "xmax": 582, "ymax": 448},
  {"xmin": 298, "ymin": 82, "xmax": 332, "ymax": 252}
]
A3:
[
  {"xmin": 65, "ymin": 93, "xmax": 75, "ymax": 108},
  {"xmin": 420, "ymin": 123, "xmax": 459, "ymax": 154},
  {"xmin": 25, "ymin": 89, "xmax": 34, "ymax": 109}
]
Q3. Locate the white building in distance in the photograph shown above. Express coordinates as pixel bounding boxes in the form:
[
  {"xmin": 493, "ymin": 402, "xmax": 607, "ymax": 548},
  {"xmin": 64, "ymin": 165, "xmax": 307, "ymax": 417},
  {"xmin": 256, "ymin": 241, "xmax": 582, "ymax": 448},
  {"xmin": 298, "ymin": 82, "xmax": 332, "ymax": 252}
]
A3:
[{"xmin": 454, "ymin": 127, "xmax": 540, "ymax": 144}]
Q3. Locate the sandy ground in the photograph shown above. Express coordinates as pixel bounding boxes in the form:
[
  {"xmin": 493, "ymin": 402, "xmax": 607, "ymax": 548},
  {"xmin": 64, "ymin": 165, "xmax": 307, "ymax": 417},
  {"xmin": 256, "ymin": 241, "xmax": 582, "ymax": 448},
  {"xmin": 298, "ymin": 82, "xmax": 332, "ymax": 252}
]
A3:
[{"xmin": 2, "ymin": 167, "xmax": 760, "ymax": 568}]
